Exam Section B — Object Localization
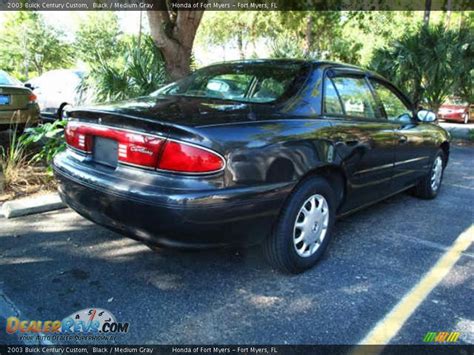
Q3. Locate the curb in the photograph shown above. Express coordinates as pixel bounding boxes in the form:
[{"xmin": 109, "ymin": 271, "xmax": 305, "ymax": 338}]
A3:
[
  {"xmin": 439, "ymin": 123, "xmax": 473, "ymax": 140},
  {"xmin": 1, "ymin": 193, "xmax": 66, "ymax": 219}
]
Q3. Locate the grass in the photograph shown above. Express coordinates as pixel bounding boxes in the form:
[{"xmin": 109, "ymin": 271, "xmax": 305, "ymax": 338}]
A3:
[{"xmin": 0, "ymin": 122, "xmax": 55, "ymax": 202}]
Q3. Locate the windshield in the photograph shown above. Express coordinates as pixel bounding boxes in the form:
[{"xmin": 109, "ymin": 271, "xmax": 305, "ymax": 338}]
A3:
[
  {"xmin": 151, "ymin": 62, "xmax": 309, "ymax": 104},
  {"xmin": 0, "ymin": 70, "xmax": 22, "ymax": 86}
]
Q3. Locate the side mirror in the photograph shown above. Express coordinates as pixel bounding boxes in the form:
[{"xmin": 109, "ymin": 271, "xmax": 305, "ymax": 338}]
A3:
[{"xmin": 417, "ymin": 109, "xmax": 436, "ymax": 123}]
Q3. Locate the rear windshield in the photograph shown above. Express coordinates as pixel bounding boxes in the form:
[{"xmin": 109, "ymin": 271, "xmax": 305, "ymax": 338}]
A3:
[
  {"xmin": 0, "ymin": 71, "xmax": 22, "ymax": 86},
  {"xmin": 151, "ymin": 62, "xmax": 310, "ymax": 104}
]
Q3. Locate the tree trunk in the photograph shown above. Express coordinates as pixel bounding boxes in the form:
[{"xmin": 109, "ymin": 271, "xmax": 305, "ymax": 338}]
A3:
[
  {"xmin": 147, "ymin": 5, "xmax": 204, "ymax": 81},
  {"xmin": 445, "ymin": 0, "xmax": 452, "ymax": 28},
  {"xmin": 303, "ymin": 14, "xmax": 313, "ymax": 57},
  {"xmin": 138, "ymin": 10, "xmax": 143, "ymax": 48},
  {"xmin": 423, "ymin": 0, "xmax": 432, "ymax": 27},
  {"xmin": 237, "ymin": 32, "xmax": 245, "ymax": 59}
]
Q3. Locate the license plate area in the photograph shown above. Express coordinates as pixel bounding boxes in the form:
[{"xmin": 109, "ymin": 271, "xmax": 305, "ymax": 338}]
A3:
[
  {"xmin": 93, "ymin": 137, "xmax": 118, "ymax": 168},
  {"xmin": 0, "ymin": 94, "xmax": 11, "ymax": 105}
]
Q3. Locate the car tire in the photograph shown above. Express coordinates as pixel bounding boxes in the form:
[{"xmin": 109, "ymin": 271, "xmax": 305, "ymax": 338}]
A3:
[
  {"xmin": 412, "ymin": 149, "xmax": 446, "ymax": 199},
  {"xmin": 263, "ymin": 176, "xmax": 336, "ymax": 274}
]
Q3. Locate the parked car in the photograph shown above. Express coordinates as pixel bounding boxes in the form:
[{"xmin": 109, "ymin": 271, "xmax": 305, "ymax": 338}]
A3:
[
  {"xmin": 0, "ymin": 70, "xmax": 40, "ymax": 131},
  {"xmin": 53, "ymin": 60, "xmax": 450, "ymax": 273},
  {"xmin": 26, "ymin": 69, "xmax": 90, "ymax": 121},
  {"xmin": 438, "ymin": 98, "xmax": 472, "ymax": 124}
]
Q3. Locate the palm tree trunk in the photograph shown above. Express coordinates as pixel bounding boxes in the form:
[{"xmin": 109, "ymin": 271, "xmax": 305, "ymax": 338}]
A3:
[
  {"xmin": 446, "ymin": 0, "xmax": 452, "ymax": 28},
  {"xmin": 423, "ymin": 0, "xmax": 432, "ymax": 27}
]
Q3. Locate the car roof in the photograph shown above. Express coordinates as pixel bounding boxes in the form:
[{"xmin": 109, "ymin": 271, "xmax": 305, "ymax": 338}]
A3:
[{"xmin": 202, "ymin": 59, "xmax": 389, "ymax": 81}]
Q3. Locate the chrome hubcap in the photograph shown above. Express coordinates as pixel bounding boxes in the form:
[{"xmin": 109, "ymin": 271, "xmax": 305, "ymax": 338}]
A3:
[
  {"xmin": 431, "ymin": 156, "xmax": 443, "ymax": 191},
  {"xmin": 293, "ymin": 194, "xmax": 329, "ymax": 258}
]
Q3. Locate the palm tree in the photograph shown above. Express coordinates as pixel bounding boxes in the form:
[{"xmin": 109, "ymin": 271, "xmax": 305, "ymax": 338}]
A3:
[{"xmin": 370, "ymin": 24, "xmax": 472, "ymax": 113}]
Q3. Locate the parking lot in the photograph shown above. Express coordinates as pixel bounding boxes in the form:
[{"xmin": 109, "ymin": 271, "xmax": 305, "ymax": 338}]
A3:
[{"xmin": 0, "ymin": 145, "xmax": 473, "ymax": 345}]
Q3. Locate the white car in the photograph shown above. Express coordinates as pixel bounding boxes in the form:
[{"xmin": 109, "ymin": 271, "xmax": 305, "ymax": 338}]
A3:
[{"xmin": 26, "ymin": 69, "xmax": 91, "ymax": 120}]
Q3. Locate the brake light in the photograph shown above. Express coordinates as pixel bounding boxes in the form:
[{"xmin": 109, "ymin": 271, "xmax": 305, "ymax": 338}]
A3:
[
  {"xmin": 65, "ymin": 122, "xmax": 92, "ymax": 152},
  {"xmin": 64, "ymin": 122, "xmax": 225, "ymax": 173},
  {"xmin": 157, "ymin": 140, "xmax": 225, "ymax": 173},
  {"xmin": 28, "ymin": 93, "xmax": 37, "ymax": 103},
  {"xmin": 64, "ymin": 121, "xmax": 164, "ymax": 168}
]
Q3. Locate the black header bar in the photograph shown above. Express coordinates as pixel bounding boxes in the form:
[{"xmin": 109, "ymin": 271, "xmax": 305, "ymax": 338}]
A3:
[
  {"xmin": 0, "ymin": 345, "xmax": 473, "ymax": 354},
  {"xmin": 0, "ymin": 0, "xmax": 472, "ymax": 11}
]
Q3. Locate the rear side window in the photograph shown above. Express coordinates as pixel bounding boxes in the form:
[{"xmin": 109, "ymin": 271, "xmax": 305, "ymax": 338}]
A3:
[
  {"xmin": 331, "ymin": 76, "xmax": 379, "ymax": 119},
  {"xmin": 372, "ymin": 81, "xmax": 412, "ymax": 122},
  {"xmin": 323, "ymin": 78, "xmax": 344, "ymax": 115}
]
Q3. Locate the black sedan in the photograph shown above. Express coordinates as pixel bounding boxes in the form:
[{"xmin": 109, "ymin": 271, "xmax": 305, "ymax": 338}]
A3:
[{"xmin": 53, "ymin": 60, "xmax": 450, "ymax": 273}]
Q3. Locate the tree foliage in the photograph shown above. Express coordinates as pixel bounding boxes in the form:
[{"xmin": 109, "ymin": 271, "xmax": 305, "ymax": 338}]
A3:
[
  {"xmin": 74, "ymin": 12, "xmax": 124, "ymax": 66},
  {"xmin": 0, "ymin": 12, "xmax": 74, "ymax": 81},
  {"xmin": 370, "ymin": 24, "xmax": 473, "ymax": 112},
  {"xmin": 79, "ymin": 36, "xmax": 167, "ymax": 103}
]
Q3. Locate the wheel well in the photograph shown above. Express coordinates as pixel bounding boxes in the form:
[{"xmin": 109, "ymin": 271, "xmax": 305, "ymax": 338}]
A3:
[
  {"xmin": 57, "ymin": 102, "xmax": 70, "ymax": 119},
  {"xmin": 300, "ymin": 166, "xmax": 346, "ymax": 210},
  {"xmin": 440, "ymin": 141, "xmax": 450, "ymax": 166}
]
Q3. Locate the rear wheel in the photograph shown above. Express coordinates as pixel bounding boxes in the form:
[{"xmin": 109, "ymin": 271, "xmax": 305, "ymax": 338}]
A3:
[
  {"xmin": 412, "ymin": 150, "xmax": 445, "ymax": 199},
  {"xmin": 263, "ymin": 176, "xmax": 336, "ymax": 273}
]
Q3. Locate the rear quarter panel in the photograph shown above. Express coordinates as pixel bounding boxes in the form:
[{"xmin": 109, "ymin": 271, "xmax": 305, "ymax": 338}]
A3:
[{"xmin": 195, "ymin": 119, "xmax": 340, "ymax": 188}]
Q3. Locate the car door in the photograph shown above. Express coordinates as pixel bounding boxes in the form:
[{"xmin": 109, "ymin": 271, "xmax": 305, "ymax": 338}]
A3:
[
  {"xmin": 369, "ymin": 79, "xmax": 432, "ymax": 191},
  {"xmin": 321, "ymin": 71, "xmax": 398, "ymax": 212}
]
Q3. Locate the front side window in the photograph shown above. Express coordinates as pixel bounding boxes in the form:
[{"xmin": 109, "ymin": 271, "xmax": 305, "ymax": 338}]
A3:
[
  {"xmin": 151, "ymin": 63, "xmax": 309, "ymax": 104},
  {"xmin": 331, "ymin": 76, "xmax": 379, "ymax": 119},
  {"xmin": 372, "ymin": 81, "xmax": 412, "ymax": 122}
]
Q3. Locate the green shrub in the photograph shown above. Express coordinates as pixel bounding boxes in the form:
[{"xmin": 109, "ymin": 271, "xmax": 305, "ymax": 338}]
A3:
[
  {"xmin": 79, "ymin": 35, "xmax": 168, "ymax": 103},
  {"xmin": 21, "ymin": 119, "xmax": 67, "ymax": 172}
]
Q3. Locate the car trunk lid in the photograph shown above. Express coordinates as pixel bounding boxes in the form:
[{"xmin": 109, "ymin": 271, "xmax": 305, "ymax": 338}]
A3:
[{"xmin": 66, "ymin": 102, "xmax": 229, "ymax": 173}]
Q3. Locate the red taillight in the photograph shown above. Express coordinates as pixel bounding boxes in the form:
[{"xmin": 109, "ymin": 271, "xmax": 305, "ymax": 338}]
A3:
[
  {"xmin": 65, "ymin": 121, "xmax": 225, "ymax": 173},
  {"xmin": 28, "ymin": 93, "xmax": 37, "ymax": 103},
  {"xmin": 65, "ymin": 122, "xmax": 92, "ymax": 152},
  {"xmin": 65, "ymin": 121, "xmax": 164, "ymax": 168},
  {"xmin": 157, "ymin": 140, "xmax": 224, "ymax": 173}
]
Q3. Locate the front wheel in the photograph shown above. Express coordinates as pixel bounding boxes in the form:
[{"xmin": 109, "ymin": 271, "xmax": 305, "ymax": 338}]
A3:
[
  {"xmin": 412, "ymin": 150, "xmax": 445, "ymax": 199},
  {"xmin": 263, "ymin": 176, "xmax": 336, "ymax": 274}
]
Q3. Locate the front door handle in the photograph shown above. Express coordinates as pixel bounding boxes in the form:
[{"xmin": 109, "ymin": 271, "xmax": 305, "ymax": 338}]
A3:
[{"xmin": 399, "ymin": 135, "xmax": 408, "ymax": 144}]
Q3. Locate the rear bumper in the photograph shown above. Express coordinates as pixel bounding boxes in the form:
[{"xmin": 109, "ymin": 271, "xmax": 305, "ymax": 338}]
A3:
[
  {"xmin": 438, "ymin": 113, "xmax": 465, "ymax": 122},
  {"xmin": 53, "ymin": 151, "xmax": 293, "ymax": 248},
  {"xmin": 0, "ymin": 105, "xmax": 40, "ymax": 126}
]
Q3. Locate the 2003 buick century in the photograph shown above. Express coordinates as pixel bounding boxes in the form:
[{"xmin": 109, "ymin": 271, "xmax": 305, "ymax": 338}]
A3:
[{"xmin": 53, "ymin": 60, "xmax": 450, "ymax": 273}]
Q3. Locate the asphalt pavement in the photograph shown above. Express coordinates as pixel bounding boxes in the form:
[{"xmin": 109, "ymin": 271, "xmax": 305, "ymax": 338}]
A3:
[{"xmin": 0, "ymin": 145, "xmax": 473, "ymax": 346}]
